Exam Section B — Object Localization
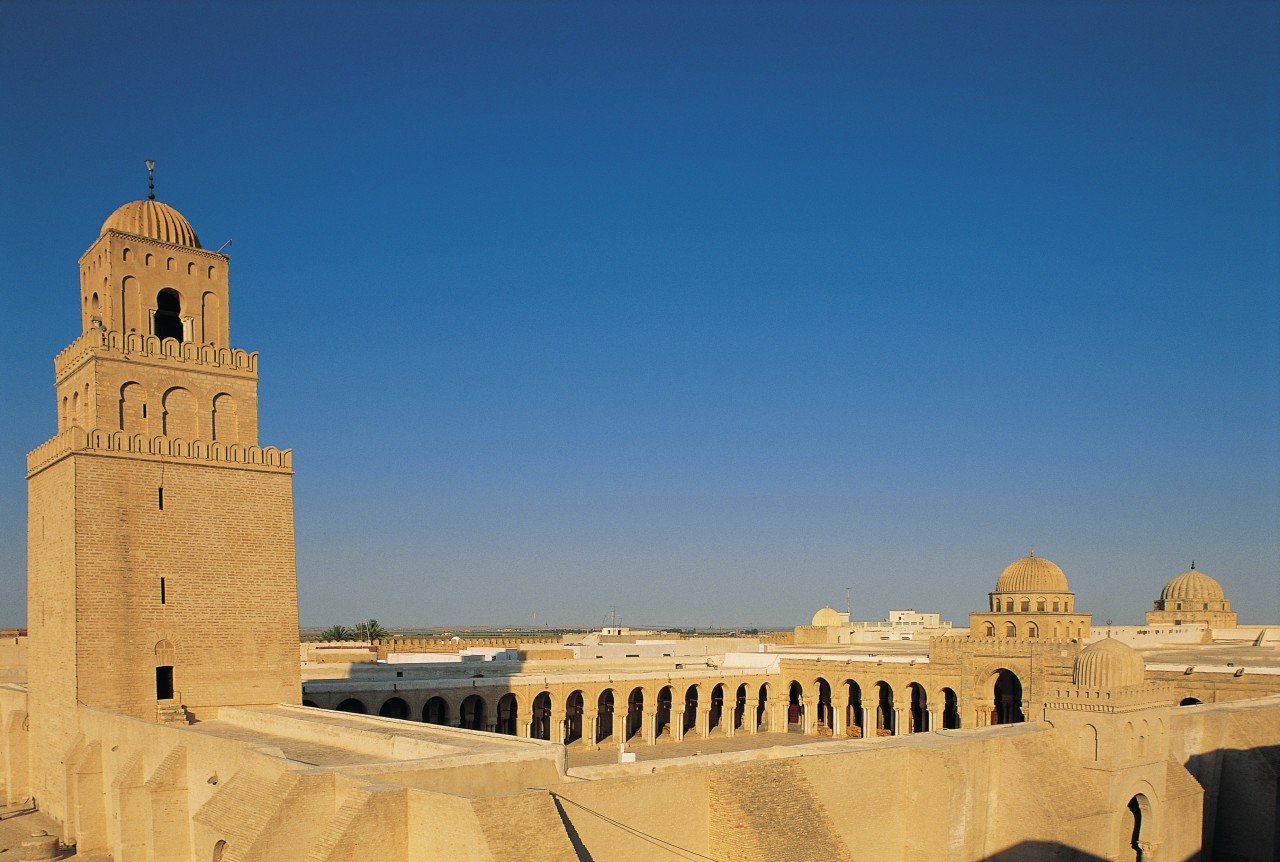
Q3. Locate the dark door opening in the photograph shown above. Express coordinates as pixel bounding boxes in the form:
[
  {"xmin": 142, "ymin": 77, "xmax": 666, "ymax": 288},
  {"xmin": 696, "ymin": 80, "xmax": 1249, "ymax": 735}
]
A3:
[{"xmin": 156, "ymin": 665, "xmax": 174, "ymax": 700}]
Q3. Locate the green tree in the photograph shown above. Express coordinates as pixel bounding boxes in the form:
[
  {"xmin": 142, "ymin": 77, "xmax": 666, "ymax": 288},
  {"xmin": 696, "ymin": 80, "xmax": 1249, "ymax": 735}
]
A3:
[
  {"xmin": 354, "ymin": 619, "xmax": 388, "ymax": 642},
  {"xmin": 318, "ymin": 624, "xmax": 352, "ymax": 642}
]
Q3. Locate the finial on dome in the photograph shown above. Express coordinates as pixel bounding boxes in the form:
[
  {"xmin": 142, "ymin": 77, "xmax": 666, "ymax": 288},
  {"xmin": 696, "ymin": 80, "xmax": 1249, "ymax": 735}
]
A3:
[
  {"xmin": 145, "ymin": 159, "xmax": 156, "ymax": 201},
  {"xmin": 1191, "ymin": 560, "xmax": 1196, "ymax": 570},
  {"xmin": 1029, "ymin": 547, "xmax": 1035, "ymax": 557}
]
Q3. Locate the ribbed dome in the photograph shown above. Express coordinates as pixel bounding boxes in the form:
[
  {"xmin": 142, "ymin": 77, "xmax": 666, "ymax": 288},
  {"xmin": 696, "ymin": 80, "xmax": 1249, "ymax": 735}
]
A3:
[
  {"xmin": 1160, "ymin": 566, "xmax": 1225, "ymax": 602},
  {"xmin": 100, "ymin": 200, "xmax": 201, "ymax": 248},
  {"xmin": 994, "ymin": 553, "xmax": 1069, "ymax": 593},
  {"xmin": 1073, "ymin": 637, "xmax": 1145, "ymax": 689}
]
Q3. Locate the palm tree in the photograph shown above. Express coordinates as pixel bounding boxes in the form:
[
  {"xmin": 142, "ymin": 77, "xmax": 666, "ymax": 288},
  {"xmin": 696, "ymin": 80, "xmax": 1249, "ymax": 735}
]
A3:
[
  {"xmin": 318, "ymin": 624, "xmax": 352, "ymax": 642},
  {"xmin": 354, "ymin": 619, "xmax": 388, "ymax": 642}
]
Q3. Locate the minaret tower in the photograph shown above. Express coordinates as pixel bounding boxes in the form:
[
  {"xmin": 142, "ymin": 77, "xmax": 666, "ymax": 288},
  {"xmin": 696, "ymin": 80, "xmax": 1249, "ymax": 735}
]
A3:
[{"xmin": 26, "ymin": 174, "xmax": 301, "ymax": 816}]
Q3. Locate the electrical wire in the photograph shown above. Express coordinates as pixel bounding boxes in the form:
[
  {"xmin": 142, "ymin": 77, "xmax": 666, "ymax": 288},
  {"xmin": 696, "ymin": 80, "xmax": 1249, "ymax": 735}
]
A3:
[{"xmin": 549, "ymin": 791, "xmax": 727, "ymax": 862}]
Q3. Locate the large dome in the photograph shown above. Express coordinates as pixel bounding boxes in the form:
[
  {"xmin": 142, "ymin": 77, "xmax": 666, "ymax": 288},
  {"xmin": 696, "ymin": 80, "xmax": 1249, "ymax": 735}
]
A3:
[
  {"xmin": 811, "ymin": 607, "xmax": 847, "ymax": 627},
  {"xmin": 994, "ymin": 553, "xmax": 1069, "ymax": 593},
  {"xmin": 1160, "ymin": 565, "xmax": 1225, "ymax": 603},
  {"xmin": 1073, "ymin": 637, "xmax": 1145, "ymax": 689},
  {"xmin": 100, "ymin": 199, "xmax": 201, "ymax": 248}
]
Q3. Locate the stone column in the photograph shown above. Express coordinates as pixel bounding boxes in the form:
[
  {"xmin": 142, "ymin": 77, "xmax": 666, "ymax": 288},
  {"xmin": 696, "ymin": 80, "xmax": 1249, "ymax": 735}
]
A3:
[
  {"xmin": 582, "ymin": 710, "xmax": 598, "ymax": 748},
  {"xmin": 672, "ymin": 708, "xmax": 686, "ymax": 742},
  {"xmin": 893, "ymin": 707, "xmax": 907, "ymax": 736},
  {"xmin": 748, "ymin": 699, "xmax": 762, "ymax": 734},
  {"xmin": 551, "ymin": 709, "xmax": 566, "ymax": 744},
  {"xmin": 928, "ymin": 708, "xmax": 940, "ymax": 731},
  {"xmin": 642, "ymin": 710, "xmax": 656, "ymax": 746},
  {"xmin": 697, "ymin": 706, "xmax": 711, "ymax": 739},
  {"xmin": 613, "ymin": 712, "xmax": 627, "ymax": 746},
  {"xmin": 861, "ymin": 700, "xmax": 876, "ymax": 738},
  {"xmin": 518, "ymin": 720, "xmax": 532, "ymax": 739},
  {"xmin": 831, "ymin": 702, "xmax": 845, "ymax": 738}
]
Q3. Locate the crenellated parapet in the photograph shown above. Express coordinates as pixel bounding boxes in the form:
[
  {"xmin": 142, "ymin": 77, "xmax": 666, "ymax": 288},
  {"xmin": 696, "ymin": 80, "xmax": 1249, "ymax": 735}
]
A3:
[
  {"xmin": 1044, "ymin": 682, "xmax": 1173, "ymax": 712},
  {"xmin": 54, "ymin": 327, "xmax": 257, "ymax": 382},
  {"xmin": 27, "ymin": 426, "xmax": 291, "ymax": 476},
  {"xmin": 929, "ymin": 635, "xmax": 1077, "ymax": 657}
]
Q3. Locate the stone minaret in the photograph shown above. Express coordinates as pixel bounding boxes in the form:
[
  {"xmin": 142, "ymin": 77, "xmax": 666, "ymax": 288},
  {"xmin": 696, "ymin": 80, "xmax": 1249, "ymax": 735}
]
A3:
[{"xmin": 26, "ymin": 194, "xmax": 301, "ymax": 821}]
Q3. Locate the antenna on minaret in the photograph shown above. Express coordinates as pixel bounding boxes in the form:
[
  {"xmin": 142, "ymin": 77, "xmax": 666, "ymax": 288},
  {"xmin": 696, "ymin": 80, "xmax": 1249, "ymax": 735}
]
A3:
[
  {"xmin": 845, "ymin": 586, "xmax": 852, "ymax": 616},
  {"xmin": 145, "ymin": 159, "xmax": 156, "ymax": 200}
]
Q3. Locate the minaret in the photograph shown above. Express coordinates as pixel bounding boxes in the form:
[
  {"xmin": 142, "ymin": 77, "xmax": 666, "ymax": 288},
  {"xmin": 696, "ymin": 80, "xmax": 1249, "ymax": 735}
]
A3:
[{"xmin": 26, "ymin": 179, "xmax": 301, "ymax": 821}]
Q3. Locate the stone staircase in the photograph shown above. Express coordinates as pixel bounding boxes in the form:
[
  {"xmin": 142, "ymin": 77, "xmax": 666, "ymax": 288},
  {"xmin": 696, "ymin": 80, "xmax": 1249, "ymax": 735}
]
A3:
[{"xmin": 156, "ymin": 697, "xmax": 191, "ymax": 725}]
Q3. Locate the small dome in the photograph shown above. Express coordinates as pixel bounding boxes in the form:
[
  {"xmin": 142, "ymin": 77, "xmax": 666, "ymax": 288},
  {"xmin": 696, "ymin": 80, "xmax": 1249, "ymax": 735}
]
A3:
[
  {"xmin": 1160, "ymin": 566, "xmax": 1225, "ymax": 603},
  {"xmin": 811, "ymin": 607, "xmax": 847, "ymax": 627},
  {"xmin": 994, "ymin": 553, "xmax": 1069, "ymax": 593},
  {"xmin": 100, "ymin": 200, "xmax": 201, "ymax": 248},
  {"xmin": 1074, "ymin": 637, "xmax": 1145, "ymax": 689}
]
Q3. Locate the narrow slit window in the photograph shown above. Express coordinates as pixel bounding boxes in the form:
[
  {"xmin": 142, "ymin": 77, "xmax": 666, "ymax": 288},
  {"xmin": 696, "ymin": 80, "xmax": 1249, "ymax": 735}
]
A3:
[
  {"xmin": 160, "ymin": 577, "xmax": 166, "ymax": 604},
  {"xmin": 158, "ymin": 487, "xmax": 164, "ymax": 510}
]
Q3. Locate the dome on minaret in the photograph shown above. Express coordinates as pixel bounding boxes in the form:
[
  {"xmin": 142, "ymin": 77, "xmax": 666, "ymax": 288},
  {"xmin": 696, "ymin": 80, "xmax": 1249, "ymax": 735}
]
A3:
[
  {"xmin": 994, "ymin": 552, "xmax": 1070, "ymax": 594},
  {"xmin": 100, "ymin": 199, "xmax": 201, "ymax": 248},
  {"xmin": 1073, "ymin": 637, "xmax": 1145, "ymax": 689}
]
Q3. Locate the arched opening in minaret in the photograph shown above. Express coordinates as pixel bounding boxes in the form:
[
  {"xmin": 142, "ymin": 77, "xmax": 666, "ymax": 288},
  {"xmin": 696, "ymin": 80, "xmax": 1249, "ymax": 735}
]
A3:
[{"xmin": 155, "ymin": 288, "xmax": 184, "ymax": 342}]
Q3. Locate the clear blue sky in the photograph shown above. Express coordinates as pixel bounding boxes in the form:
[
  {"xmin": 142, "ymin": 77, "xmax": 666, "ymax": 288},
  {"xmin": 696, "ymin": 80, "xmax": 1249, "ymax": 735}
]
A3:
[{"xmin": 1, "ymin": 2, "xmax": 1277, "ymax": 630}]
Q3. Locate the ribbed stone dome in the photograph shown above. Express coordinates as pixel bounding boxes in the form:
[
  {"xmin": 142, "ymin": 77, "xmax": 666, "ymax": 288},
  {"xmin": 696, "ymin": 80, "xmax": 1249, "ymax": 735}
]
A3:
[
  {"xmin": 994, "ymin": 553, "xmax": 1069, "ymax": 593},
  {"xmin": 1160, "ymin": 566, "xmax": 1225, "ymax": 603},
  {"xmin": 100, "ymin": 200, "xmax": 201, "ymax": 248},
  {"xmin": 1074, "ymin": 637, "xmax": 1145, "ymax": 689}
]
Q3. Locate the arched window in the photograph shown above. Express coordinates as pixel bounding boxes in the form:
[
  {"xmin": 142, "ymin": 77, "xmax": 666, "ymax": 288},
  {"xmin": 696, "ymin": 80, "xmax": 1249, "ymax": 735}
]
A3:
[
  {"xmin": 211, "ymin": 393, "xmax": 237, "ymax": 442},
  {"xmin": 1036, "ymin": 600, "xmax": 1046, "ymax": 612},
  {"xmin": 1004, "ymin": 621, "xmax": 1017, "ymax": 637},
  {"xmin": 1020, "ymin": 599, "xmax": 1030, "ymax": 612},
  {"xmin": 187, "ymin": 261, "xmax": 195, "ymax": 275},
  {"xmin": 145, "ymin": 253, "xmax": 154, "ymax": 267},
  {"xmin": 119, "ymin": 382, "xmax": 146, "ymax": 432},
  {"xmin": 1027, "ymin": 622, "xmax": 1039, "ymax": 638},
  {"xmin": 1052, "ymin": 600, "xmax": 1060, "ymax": 612},
  {"xmin": 1079, "ymin": 724, "xmax": 1098, "ymax": 761},
  {"xmin": 91, "ymin": 292, "xmax": 100, "ymax": 316},
  {"xmin": 155, "ymin": 289, "xmax": 184, "ymax": 342},
  {"xmin": 162, "ymin": 387, "xmax": 197, "ymax": 438},
  {"xmin": 983, "ymin": 622, "xmax": 995, "ymax": 637},
  {"xmin": 201, "ymin": 291, "xmax": 222, "ymax": 344},
  {"xmin": 213, "ymin": 840, "xmax": 227, "ymax": 862},
  {"xmin": 122, "ymin": 247, "xmax": 131, "ymax": 261},
  {"xmin": 1004, "ymin": 599, "xmax": 1013, "ymax": 612}
]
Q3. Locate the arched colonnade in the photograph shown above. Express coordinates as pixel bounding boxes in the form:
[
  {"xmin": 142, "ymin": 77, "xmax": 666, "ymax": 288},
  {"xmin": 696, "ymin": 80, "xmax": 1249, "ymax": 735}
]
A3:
[{"xmin": 302, "ymin": 664, "xmax": 1033, "ymax": 746}]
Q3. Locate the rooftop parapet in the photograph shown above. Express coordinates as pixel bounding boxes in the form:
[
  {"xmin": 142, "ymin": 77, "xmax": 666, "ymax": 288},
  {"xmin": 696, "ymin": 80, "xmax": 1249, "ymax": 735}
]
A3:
[
  {"xmin": 27, "ymin": 426, "xmax": 291, "ymax": 476},
  {"xmin": 1044, "ymin": 681, "xmax": 1173, "ymax": 712},
  {"xmin": 54, "ymin": 328, "xmax": 257, "ymax": 382}
]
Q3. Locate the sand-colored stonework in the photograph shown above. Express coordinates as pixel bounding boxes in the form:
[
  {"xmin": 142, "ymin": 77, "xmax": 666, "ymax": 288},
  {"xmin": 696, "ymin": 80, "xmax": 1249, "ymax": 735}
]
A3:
[{"xmin": 1, "ymin": 193, "xmax": 1278, "ymax": 861}]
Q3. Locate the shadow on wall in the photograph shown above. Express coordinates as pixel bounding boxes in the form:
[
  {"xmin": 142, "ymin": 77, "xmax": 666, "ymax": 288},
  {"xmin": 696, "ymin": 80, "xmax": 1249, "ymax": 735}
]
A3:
[
  {"xmin": 1185, "ymin": 743, "xmax": 1280, "ymax": 862},
  {"xmin": 983, "ymin": 842, "xmax": 1109, "ymax": 861}
]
